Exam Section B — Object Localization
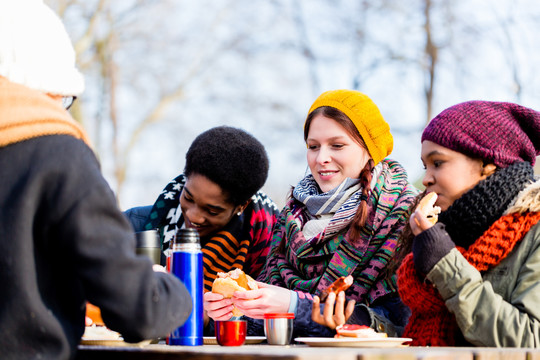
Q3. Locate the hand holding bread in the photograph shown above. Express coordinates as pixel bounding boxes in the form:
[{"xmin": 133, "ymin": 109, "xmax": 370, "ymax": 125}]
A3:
[
  {"xmin": 319, "ymin": 275, "xmax": 353, "ymax": 302},
  {"xmin": 211, "ymin": 268, "xmax": 258, "ymax": 317},
  {"xmin": 312, "ymin": 275, "xmax": 356, "ymax": 329},
  {"xmin": 411, "ymin": 192, "xmax": 441, "ymax": 234},
  {"xmin": 205, "ymin": 269, "xmax": 293, "ymax": 320}
]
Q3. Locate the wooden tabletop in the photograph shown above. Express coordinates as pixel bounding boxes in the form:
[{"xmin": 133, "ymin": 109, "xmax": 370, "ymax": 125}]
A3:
[{"xmin": 75, "ymin": 343, "xmax": 540, "ymax": 360}]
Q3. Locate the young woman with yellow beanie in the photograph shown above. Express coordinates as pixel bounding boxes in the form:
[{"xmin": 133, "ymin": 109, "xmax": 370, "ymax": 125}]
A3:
[
  {"xmin": 204, "ymin": 89, "xmax": 417, "ymax": 338},
  {"xmin": 394, "ymin": 100, "xmax": 540, "ymax": 347}
]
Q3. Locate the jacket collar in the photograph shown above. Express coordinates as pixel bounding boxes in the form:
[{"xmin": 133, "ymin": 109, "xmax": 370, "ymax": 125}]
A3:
[{"xmin": 506, "ymin": 178, "xmax": 540, "ymax": 214}]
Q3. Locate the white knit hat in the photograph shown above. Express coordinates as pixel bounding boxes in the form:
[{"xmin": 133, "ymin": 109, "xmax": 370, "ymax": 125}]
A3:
[{"xmin": 0, "ymin": 0, "xmax": 84, "ymax": 96}]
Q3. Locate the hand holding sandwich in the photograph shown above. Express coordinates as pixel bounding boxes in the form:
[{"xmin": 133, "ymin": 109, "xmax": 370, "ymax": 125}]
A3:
[
  {"xmin": 204, "ymin": 269, "xmax": 292, "ymax": 321},
  {"xmin": 311, "ymin": 276, "xmax": 355, "ymax": 329},
  {"xmin": 410, "ymin": 192, "xmax": 441, "ymax": 236},
  {"xmin": 204, "ymin": 282, "xmax": 292, "ymax": 320},
  {"xmin": 410, "ymin": 192, "xmax": 456, "ymax": 275},
  {"xmin": 230, "ymin": 282, "xmax": 292, "ymax": 319},
  {"xmin": 312, "ymin": 291, "xmax": 356, "ymax": 330}
]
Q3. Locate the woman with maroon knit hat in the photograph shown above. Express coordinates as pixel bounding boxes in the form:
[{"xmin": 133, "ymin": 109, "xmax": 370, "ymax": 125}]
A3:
[{"xmin": 396, "ymin": 100, "xmax": 540, "ymax": 347}]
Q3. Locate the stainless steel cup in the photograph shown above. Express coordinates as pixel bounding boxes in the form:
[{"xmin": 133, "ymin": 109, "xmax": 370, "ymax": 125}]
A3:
[
  {"xmin": 263, "ymin": 313, "xmax": 294, "ymax": 345},
  {"xmin": 135, "ymin": 230, "xmax": 161, "ymax": 265}
]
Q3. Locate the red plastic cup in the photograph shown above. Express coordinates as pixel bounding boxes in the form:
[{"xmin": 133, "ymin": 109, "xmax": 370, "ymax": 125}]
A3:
[{"xmin": 215, "ymin": 320, "xmax": 247, "ymax": 346}]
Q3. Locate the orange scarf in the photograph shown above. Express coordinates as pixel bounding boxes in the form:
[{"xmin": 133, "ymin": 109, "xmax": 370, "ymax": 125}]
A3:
[
  {"xmin": 397, "ymin": 211, "xmax": 540, "ymax": 346},
  {"xmin": 0, "ymin": 76, "xmax": 90, "ymax": 148}
]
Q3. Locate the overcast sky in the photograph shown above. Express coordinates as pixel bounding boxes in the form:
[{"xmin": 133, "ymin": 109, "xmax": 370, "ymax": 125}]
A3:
[{"xmin": 53, "ymin": 0, "xmax": 540, "ymax": 210}]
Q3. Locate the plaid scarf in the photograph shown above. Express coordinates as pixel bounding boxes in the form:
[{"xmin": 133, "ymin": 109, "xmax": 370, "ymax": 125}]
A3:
[
  {"xmin": 293, "ymin": 163, "xmax": 383, "ymax": 241},
  {"xmin": 144, "ymin": 174, "xmax": 279, "ymax": 291},
  {"xmin": 293, "ymin": 176, "xmax": 361, "ymax": 241},
  {"xmin": 258, "ymin": 159, "xmax": 417, "ymax": 304}
]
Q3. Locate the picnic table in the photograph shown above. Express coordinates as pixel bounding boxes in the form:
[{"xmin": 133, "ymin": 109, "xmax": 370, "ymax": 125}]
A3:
[{"xmin": 76, "ymin": 343, "xmax": 540, "ymax": 360}]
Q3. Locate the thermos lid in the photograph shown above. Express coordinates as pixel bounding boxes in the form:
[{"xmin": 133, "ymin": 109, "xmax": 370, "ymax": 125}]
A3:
[
  {"xmin": 174, "ymin": 228, "xmax": 200, "ymax": 244},
  {"xmin": 135, "ymin": 230, "xmax": 160, "ymax": 248}
]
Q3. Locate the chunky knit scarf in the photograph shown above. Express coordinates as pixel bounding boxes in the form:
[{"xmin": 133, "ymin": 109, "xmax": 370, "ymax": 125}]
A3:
[
  {"xmin": 0, "ymin": 76, "xmax": 90, "ymax": 148},
  {"xmin": 397, "ymin": 162, "xmax": 538, "ymax": 346},
  {"xmin": 258, "ymin": 159, "xmax": 417, "ymax": 304},
  {"xmin": 144, "ymin": 174, "xmax": 278, "ymax": 291},
  {"xmin": 439, "ymin": 161, "xmax": 534, "ymax": 248}
]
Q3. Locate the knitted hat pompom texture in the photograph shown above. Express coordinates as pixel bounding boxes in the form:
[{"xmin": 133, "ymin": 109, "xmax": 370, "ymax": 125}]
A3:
[
  {"xmin": 308, "ymin": 89, "xmax": 393, "ymax": 166},
  {"xmin": 422, "ymin": 101, "xmax": 540, "ymax": 168},
  {"xmin": 0, "ymin": 0, "xmax": 84, "ymax": 96}
]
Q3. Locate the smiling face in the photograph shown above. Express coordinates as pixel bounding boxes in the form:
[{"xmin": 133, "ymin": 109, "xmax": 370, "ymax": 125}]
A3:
[
  {"xmin": 306, "ymin": 114, "xmax": 370, "ymax": 193},
  {"xmin": 421, "ymin": 140, "xmax": 495, "ymax": 211},
  {"xmin": 179, "ymin": 173, "xmax": 246, "ymax": 237}
]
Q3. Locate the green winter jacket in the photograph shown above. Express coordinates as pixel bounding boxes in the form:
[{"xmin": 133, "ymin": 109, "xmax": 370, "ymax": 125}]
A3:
[{"xmin": 427, "ymin": 180, "xmax": 540, "ymax": 347}]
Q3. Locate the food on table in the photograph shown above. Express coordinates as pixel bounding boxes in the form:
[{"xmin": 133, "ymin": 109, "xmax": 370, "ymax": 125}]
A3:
[
  {"xmin": 85, "ymin": 303, "xmax": 104, "ymax": 326},
  {"xmin": 212, "ymin": 268, "xmax": 258, "ymax": 316},
  {"xmin": 82, "ymin": 325, "xmax": 122, "ymax": 341},
  {"xmin": 417, "ymin": 192, "xmax": 441, "ymax": 225},
  {"xmin": 320, "ymin": 275, "xmax": 354, "ymax": 301},
  {"xmin": 335, "ymin": 324, "xmax": 387, "ymax": 338},
  {"xmin": 83, "ymin": 302, "xmax": 122, "ymax": 341}
]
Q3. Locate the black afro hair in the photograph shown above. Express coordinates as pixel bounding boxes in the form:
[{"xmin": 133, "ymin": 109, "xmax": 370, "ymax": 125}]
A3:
[{"xmin": 184, "ymin": 126, "xmax": 269, "ymax": 206}]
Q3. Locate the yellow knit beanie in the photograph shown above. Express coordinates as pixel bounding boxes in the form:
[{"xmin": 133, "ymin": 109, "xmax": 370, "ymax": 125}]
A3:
[{"xmin": 307, "ymin": 89, "xmax": 393, "ymax": 165}]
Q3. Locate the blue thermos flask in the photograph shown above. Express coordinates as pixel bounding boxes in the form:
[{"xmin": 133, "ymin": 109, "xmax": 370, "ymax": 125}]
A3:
[{"xmin": 169, "ymin": 228, "xmax": 203, "ymax": 346}]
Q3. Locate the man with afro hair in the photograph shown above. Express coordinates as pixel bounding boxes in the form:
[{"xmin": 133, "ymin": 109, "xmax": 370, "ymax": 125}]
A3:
[
  {"xmin": 184, "ymin": 126, "xmax": 269, "ymax": 207},
  {"xmin": 126, "ymin": 126, "xmax": 279, "ymax": 291}
]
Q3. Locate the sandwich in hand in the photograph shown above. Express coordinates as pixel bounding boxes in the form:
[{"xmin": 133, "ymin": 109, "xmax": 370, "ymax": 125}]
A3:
[
  {"xmin": 320, "ymin": 275, "xmax": 354, "ymax": 302},
  {"xmin": 211, "ymin": 268, "xmax": 258, "ymax": 317},
  {"xmin": 416, "ymin": 192, "xmax": 441, "ymax": 225}
]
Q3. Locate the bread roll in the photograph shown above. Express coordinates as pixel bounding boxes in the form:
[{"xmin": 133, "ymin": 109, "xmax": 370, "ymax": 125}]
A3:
[
  {"xmin": 211, "ymin": 268, "xmax": 258, "ymax": 317},
  {"xmin": 417, "ymin": 192, "xmax": 441, "ymax": 225},
  {"xmin": 320, "ymin": 275, "xmax": 353, "ymax": 302}
]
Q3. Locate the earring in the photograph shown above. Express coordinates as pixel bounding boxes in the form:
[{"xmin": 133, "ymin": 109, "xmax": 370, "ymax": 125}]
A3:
[{"xmin": 237, "ymin": 211, "xmax": 242, "ymax": 216}]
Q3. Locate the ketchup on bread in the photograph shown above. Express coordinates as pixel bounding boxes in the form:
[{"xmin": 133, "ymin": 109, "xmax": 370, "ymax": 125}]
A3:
[
  {"xmin": 320, "ymin": 275, "xmax": 353, "ymax": 302},
  {"xmin": 335, "ymin": 324, "xmax": 387, "ymax": 338}
]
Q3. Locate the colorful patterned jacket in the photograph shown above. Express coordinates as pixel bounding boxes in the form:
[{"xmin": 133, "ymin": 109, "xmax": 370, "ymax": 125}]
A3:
[{"xmin": 246, "ymin": 159, "xmax": 417, "ymax": 338}]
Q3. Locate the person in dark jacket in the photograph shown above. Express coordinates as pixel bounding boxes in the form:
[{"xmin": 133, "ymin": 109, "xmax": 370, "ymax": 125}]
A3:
[{"xmin": 0, "ymin": 1, "xmax": 192, "ymax": 359}]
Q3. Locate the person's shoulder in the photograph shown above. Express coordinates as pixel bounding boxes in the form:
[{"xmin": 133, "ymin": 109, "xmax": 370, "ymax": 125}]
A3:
[
  {"xmin": 250, "ymin": 190, "xmax": 279, "ymax": 212},
  {"xmin": 124, "ymin": 206, "xmax": 153, "ymax": 232},
  {"xmin": 9, "ymin": 135, "xmax": 99, "ymax": 178},
  {"xmin": 378, "ymin": 159, "xmax": 420, "ymax": 198},
  {"xmin": 381, "ymin": 158, "xmax": 407, "ymax": 171},
  {"xmin": 506, "ymin": 179, "xmax": 540, "ymax": 215},
  {"xmin": 31, "ymin": 135, "xmax": 96, "ymax": 162}
]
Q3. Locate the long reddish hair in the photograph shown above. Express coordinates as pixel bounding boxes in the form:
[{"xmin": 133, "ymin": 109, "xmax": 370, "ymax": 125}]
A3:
[{"xmin": 304, "ymin": 106, "xmax": 374, "ymax": 241}]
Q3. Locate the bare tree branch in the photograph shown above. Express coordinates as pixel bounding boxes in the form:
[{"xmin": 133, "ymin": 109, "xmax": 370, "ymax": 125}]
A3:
[{"xmin": 423, "ymin": 0, "xmax": 438, "ymax": 124}]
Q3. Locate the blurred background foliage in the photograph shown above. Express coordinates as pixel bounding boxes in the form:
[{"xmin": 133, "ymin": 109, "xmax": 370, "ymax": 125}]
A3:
[{"xmin": 46, "ymin": 0, "xmax": 540, "ymax": 209}]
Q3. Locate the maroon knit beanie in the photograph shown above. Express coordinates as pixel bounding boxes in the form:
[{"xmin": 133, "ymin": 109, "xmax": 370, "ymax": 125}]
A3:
[{"xmin": 422, "ymin": 101, "xmax": 540, "ymax": 168}]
